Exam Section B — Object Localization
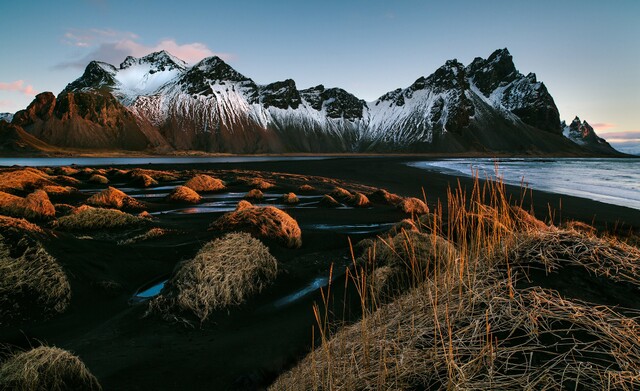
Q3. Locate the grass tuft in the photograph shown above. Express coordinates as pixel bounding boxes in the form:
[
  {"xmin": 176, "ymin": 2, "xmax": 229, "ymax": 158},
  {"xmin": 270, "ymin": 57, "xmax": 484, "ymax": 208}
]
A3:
[
  {"xmin": 148, "ymin": 232, "xmax": 278, "ymax": 323},
  {"xmin": 210, "ymin": 206, "xmax": 302, "ymax": 248},
  {"xmin": 0, "ymin": 346, "xmax": 101, "ymax": 391}
]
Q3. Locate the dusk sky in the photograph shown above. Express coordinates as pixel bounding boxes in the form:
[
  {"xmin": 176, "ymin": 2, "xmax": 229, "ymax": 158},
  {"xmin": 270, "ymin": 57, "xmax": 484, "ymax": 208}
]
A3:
[{"xmin": 1, "ymin": 0, "xmax": 638, "ymax": 151}]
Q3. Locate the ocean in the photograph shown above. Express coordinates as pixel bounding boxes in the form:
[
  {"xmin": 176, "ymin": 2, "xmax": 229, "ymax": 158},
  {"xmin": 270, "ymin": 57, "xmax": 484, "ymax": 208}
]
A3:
[{"xmin": 408, "ymin": 158, "xmax": 640, "ymax": 211}]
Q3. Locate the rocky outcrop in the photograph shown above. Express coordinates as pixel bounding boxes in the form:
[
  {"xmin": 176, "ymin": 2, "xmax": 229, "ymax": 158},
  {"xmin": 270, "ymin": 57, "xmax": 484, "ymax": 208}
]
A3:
[{"xmin": 562, "ymin": 116, "xmax": 619, "ymax": 154}]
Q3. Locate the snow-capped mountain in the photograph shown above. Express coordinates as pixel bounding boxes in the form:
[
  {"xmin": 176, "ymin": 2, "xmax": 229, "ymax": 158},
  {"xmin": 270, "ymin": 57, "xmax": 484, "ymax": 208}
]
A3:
[
  {"xmin": 8, "ymin": 49, "xmax": 621, "ymax": 155},
  {"xmin": 562, "ymin": 116, "xmax": 616, "ymax": 154},
  {"xmin": 0, "ymin": 113, "xmax": 13, "ymax": 123}
]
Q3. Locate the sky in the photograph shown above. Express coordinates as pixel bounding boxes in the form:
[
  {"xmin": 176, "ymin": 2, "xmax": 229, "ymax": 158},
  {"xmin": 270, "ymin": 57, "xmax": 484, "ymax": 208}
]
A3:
[{"xmin": 1, "ymin": 0, "xmax": 638, "ymax": 152}]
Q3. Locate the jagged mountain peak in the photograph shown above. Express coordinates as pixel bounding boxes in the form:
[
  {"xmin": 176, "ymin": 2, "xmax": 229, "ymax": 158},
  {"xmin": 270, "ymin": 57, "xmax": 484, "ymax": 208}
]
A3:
[
  {"xmin": 64, "ymin": 61, "xmax": 117, "ymax": 92},
  {"xmin": 466, "ymin": 48, "xmax": 518, "ymax": 95},
  {"xmin": 119, "ymin": 50, "xmax": 187, "ymax": 71},
  {"xmin": 562, "ymin": 115, "xmax": 617, "ymax": 154},
  {"xmin": 260, "ymin": 79, "xmax": 301, "ymax": 109}
]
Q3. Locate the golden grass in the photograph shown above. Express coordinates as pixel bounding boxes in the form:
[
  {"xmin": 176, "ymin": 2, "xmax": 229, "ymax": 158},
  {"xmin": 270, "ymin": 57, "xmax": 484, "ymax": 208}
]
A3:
[
  {"xmin": 0, "ymin": 215, "xmax": 45, "ymax": 235},
  {"xmin": 166, "ymin": 186, "xmax": 201, "ymax": 204},
  {"xmin": 130, "ymin": 173, "xmax": 158, "ymax": 188},
  {"xmin": 55, "ymin": 175, "xmax": 81, "ymax": 186},
  {"xmin": 148, "ymin": 232, "xmax": 278, "ymax": 323},
  {"xmin": 88, "ymin": 174, "xmax": 109, "ymax": 184},
  {"xmin": 271, "ymin": 271, "xmax": 640, "ymax": 390},
  {"xmin": 86, "ymin": 187, "xmax": 144, "ymax": 210},
  {"xmin": 129, "ymin": 168, "xmax": 178, "ymax": 182},
  {"xmin": 244, "ymin": 178, "xmax": 275, "ymax": 190},
  {"xmin": 563, "ymin": 220, "xmax": 597, "ymax": 235},
  {"xmin": 299, "ymin": 184, "xmax": 316, "ymax": 193},
  {"xmin": 319, "ymin": 195, "xmax": 340, "ymax": 208},
  {"xmin": 55, "ymin": 166, "xmax": 80, "ymax": 176},
  {"xmin": 210, "ymin": 205, "xmax": 302, "ymax": 248},
  {"xmin": 357, "ymin": 230, "xmax": 458, "ymax": 302},
  {"xmin": 56, "ymin": 205, "xmax": 144, "ymax": 230},
  {"xmin": 397, "ymin": 197, "xmax": 429, "ymax": 215},
  {"xmin": 270, "ymin": 171, "xmax": 640, "ymax": 391},
  {"xmin": 367, "ymin": 189, "xmax": 403, "ymax": 205},
  {"xmin": 0, "ymin": 168, "xmax": 53, "ymax": 192},
  {"xmin": 236, "ymin": 200, "xmax": 253, "ymax": 211},
  {"xmin": 245, "ymin": 188, "xmax": 264, "ymax": 200},
  {"xmin": 283, "ymin": 192, "xmax": 300, "ymax": 204},
  {"xmin": 507, "ymin": 228, "xmax": 640, "ymax": 285},
  {"xmin": 329, "ymin": 187, "xmax": 352, "ymax": 202},
  {"xmin": 41, "ymin": 185, "xmax": 76, "ymax": 196},
  {"xmin": 348, "ymin": 193, "xmax": 371, "ymax": 208},
  {"xmin": 184, "ymin": 174, "xmax": 225, "ymax": 192},
  {"xmin": 0, "ymin": 233, "xmax": 70, "ymax": 322},
  {"xmin": 0, "ymin": 190, "xmax": 56, "ymax": 220},
  {"xmin": 0, "ymin": 346, "xmax": 101, "ymax": 391}
]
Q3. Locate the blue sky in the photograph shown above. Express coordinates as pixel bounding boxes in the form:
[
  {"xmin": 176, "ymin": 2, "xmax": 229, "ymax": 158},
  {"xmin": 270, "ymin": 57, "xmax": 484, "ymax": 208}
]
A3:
[{"xmin": 1, "ymin": 0, "xmax": 638, "ymax": 150}]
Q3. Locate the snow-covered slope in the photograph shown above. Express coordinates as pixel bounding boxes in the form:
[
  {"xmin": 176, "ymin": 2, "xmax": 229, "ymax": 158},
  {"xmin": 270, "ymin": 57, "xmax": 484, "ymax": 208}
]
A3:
[
  {"xmin": 14, "ymin": 48, "xmax": 616, "ymax": 154},
  {"xmin": 0, "ymin": 112, "xmax": 13, "ymax": 123}
]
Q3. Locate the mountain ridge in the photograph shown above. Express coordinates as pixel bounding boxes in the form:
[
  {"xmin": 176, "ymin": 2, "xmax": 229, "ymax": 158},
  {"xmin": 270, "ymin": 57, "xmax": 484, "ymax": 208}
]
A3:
[{"xmin": 6, "ymin": 48, "xmax": 622, "ymax": 156}]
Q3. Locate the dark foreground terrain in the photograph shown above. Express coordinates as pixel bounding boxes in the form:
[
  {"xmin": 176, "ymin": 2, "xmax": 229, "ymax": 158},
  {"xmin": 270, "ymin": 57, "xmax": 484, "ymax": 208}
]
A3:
[{"xmin": 0, "ymin": 156, "xmax": 639, "ymax": 390}]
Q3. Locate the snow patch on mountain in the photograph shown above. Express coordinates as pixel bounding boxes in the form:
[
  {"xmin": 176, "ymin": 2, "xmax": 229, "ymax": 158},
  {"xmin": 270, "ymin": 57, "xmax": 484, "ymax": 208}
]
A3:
[{"xmin": 0, "ymin": 113, "xmax": 14, "ymax": 123}]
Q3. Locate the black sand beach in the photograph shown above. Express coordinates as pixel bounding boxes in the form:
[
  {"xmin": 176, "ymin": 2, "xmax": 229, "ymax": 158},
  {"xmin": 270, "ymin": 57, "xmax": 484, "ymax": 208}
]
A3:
[{"xmin": 1, "ymin": 156, "xmax": 639, "ymax": 390}]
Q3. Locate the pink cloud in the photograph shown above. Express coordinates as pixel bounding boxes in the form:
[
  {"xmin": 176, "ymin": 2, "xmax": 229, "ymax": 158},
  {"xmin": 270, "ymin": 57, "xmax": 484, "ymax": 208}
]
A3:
[
  {"xmin": 0, "ymin": 80, "xmax": 37, "ymax": 96},
  {"xmin": 57, "ymin": 28, "xmax": 232, "ymax": 68},
  {"xmin": 601, "ymin": 131, "xmax": 640, "ymax": 141},
  {"xmin": 591, "ymin": 122, "xmax": 617, "ymax": 131}
]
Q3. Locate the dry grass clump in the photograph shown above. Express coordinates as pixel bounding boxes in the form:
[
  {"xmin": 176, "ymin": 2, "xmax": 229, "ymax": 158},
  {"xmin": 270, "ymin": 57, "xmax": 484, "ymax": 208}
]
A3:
[
  {"xmin": 88, "ymin": 174, "xmax": 109, "ymax": 184},
  {"xmin": 397, "ymin": 197, "xmax": 429, "ymax": 215},
  {"xmin": 388, "ymin": 218, "xmax": 419, "ymax": 236},
  {"xmin": 236, "ymin": 200, "xmax": 253, "ymax": 211},
  {"xmin": 244, "ymin": 188, "xmax": 264, "ymax": 201},
  {"xmin": 184, "ymin": 174, "xmax": 225, "ymax": 192},
  {"xmin": 86, "ymin": 187, "xmax": 144, "ymax": 210},
  {"xmin": 298, "ymin": 184, "xmax": 315, "ymax": 193},
  {"xmin": 282, "ymin": 192, "xmax": 299, "ymax": 204},
  {"xmin": 358, "ymin": 230, "xmax": 458, "ymax": 300},
  {"xmin": 56, "ymin": 205, "xmax": 144, "ymax": 230},
  {"xmin": 129, "ymin": 168, "xmax": 178, "ymax": 182},
  {"xmin": 118, "ymin": 227, "xmax": 170, "ymax": 245},
  {"xmin": 0, "ymin": 346, "xmax": 101, "ymax": 391},
  {"xmin": 244, "ymin": 178, "xmax": 275, "ymax": 190},
  {"xmin": 0, "ymin": 190, "xmax": 56, "ymax": 220},
  {"xmin": 55, "ymin": 175, "xmax": 81, "ymax": 186},
  {"xmin": 148, "ymin": 232, "xmax": 277, "ymax": 323},
  {"xmin": 0, "ymin": 215, "xmax": 45, "ymax": 235},
  {"xmin": 271, "ymin": 272, "xmax": 640, "ymax": 390},
  {"xmin": 0, "ymin": 233, "xmax": 70, "ymax": 322},
  {"xmin": 367, "ymin": 189, "xmax": 403, "ymax": 205},
  {"xmin": 0, "ymin": 168, "xmax": 53, "ymax": 192},
  {"xmin": 130, "ymin": 173, "xmax": 158, "ymax": 188},
  {"xmin": 41, "ymin": 185, "xmax": 76, "ymax": 196},
  {"xmin": 563, "ymin": 220, "xmax": 597, "ymax": 235},
  {"xmin": 348, "ymin": 192, "xmax": 371, "ymax": 208},
  {"xmin": 166, "ymin": 186, "xmax": 202, "ymax": 204},
  {"xmin": 210, "ymin": 206, "xmax": 302, "ymax": 248},
  {"xmin": 507, "ymin": 228, "xmax": 640, "ymax": 285},
  {"xmin": 55, "ymin": 166, "xmax": 80, "ymax": 176},
  {"xmin": 319, "ymin": 195, "xmax": 340, "ymax": 208},
  {"xmin": 329, "ymin": 187, "xmax": 352, "ymax": 202}
]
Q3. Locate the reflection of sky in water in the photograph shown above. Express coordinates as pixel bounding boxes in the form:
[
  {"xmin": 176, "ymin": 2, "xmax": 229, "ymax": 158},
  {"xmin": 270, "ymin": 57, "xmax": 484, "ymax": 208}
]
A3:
[
  {"xmin": 272, "ymin": 277, "xmax": 329, "ymax": 308},
  {"xmin": 135, "ymin": 280, "xmax": 167, "ymax": 299},
  {"xmin": 409, "ymin": 158, "xmax": 640, "ymax": 211}
]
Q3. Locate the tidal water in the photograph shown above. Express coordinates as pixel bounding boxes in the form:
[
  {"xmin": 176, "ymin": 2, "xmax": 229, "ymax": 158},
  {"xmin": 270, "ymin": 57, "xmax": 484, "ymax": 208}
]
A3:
[{"xmin": 409, "ymin": 158, "xmax": 640, "ymax": 211}]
